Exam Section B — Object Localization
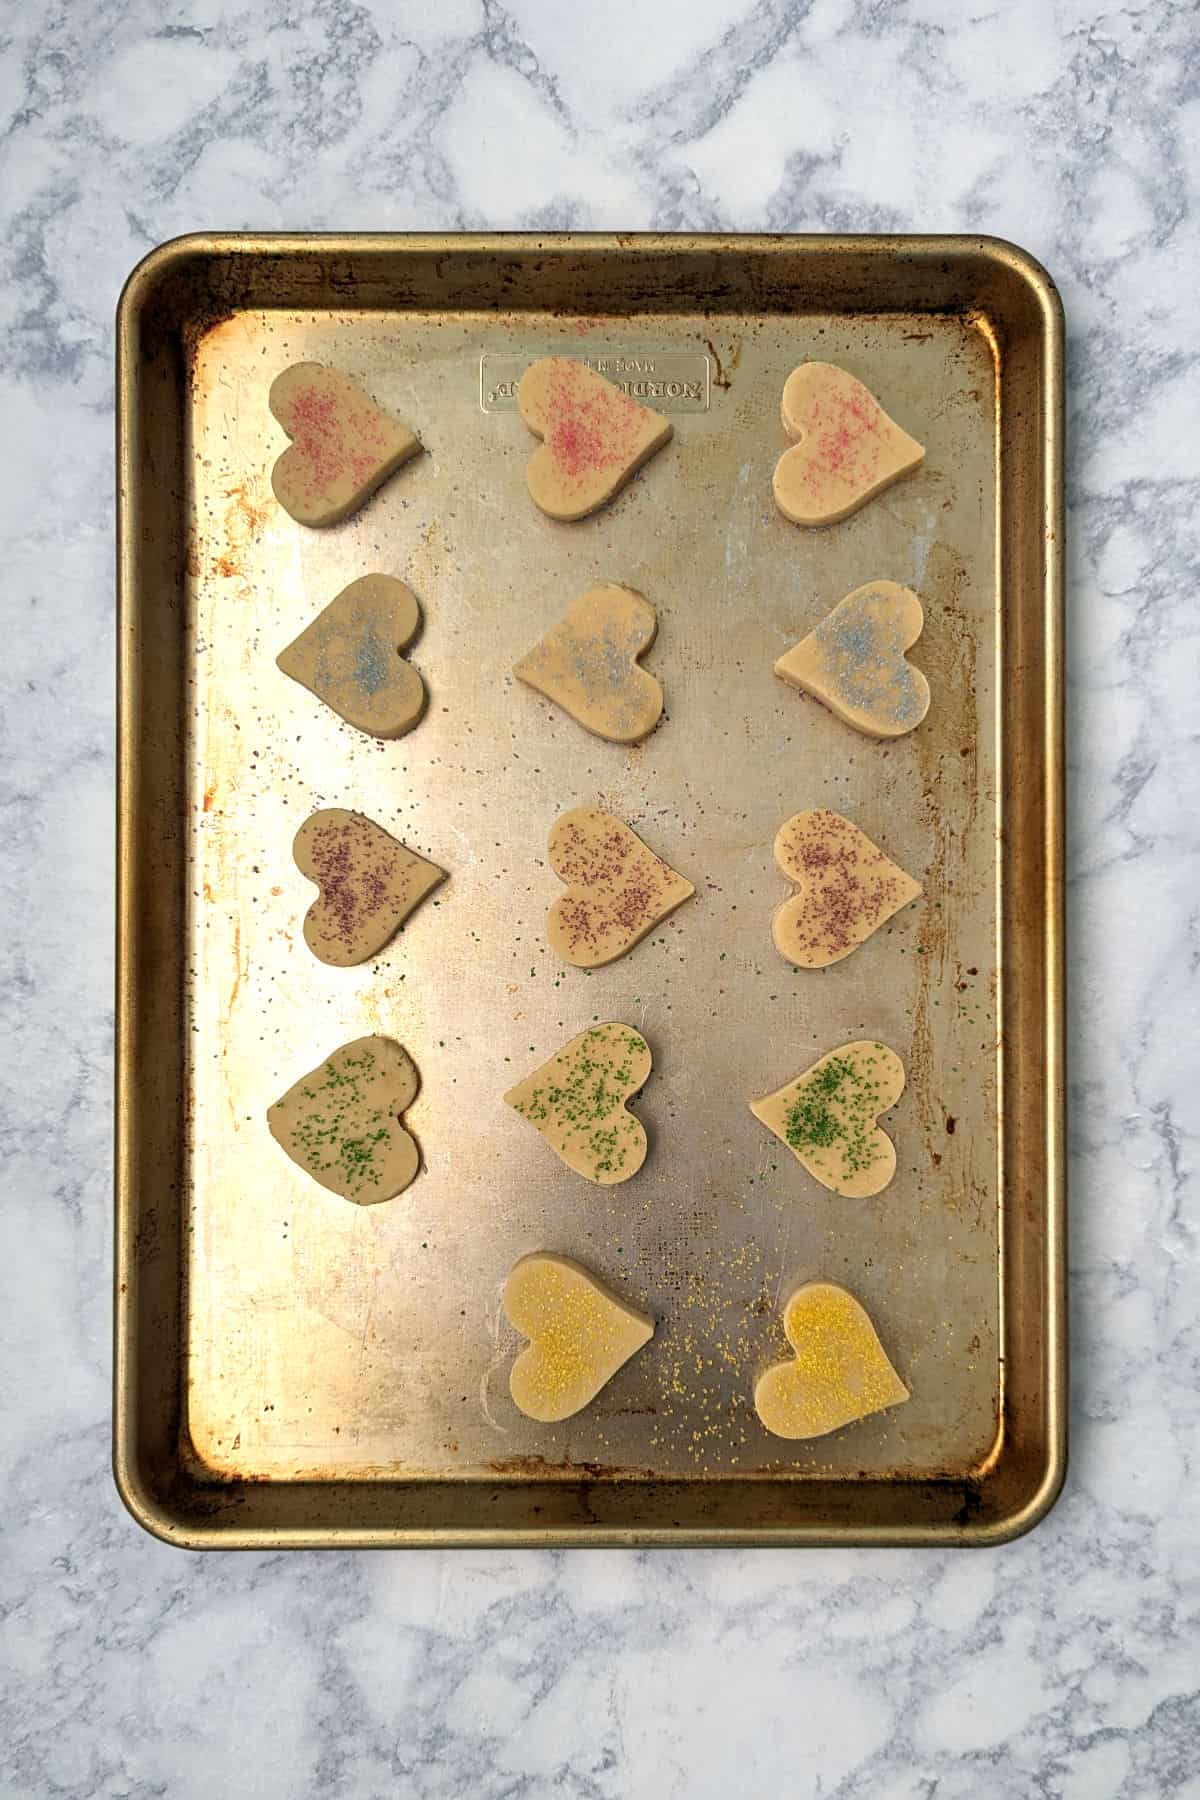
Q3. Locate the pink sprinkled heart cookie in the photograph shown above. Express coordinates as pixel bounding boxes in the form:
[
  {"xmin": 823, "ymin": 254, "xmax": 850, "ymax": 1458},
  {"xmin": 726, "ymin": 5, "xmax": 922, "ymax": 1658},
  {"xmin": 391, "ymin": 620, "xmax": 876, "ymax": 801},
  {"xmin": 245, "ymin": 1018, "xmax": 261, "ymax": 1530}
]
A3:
[
  {"xmin": 773, "ymin": 362, "xmax": 924, "ymax": 526},
  {"xmin": 269, "ymin": 363, "xmax": 421, "ymax": 527},
  {"xmin": 517, "ymin": 357, "xmax": 672, "ymax": 520}
]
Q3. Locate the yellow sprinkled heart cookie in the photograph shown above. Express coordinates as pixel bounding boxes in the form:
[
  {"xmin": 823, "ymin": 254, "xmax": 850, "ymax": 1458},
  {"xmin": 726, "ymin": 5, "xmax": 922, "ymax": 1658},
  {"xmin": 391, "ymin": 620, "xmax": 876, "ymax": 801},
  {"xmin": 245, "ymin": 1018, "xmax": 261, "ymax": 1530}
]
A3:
[
  {"xmin": 268, "ymin": 1035, "xmax": 420, "ymax": 1204},
  {"xmin": 269, "ymin": 362, "xmax": 421, "ymax": 527},
  {"xmin": 772, "ymin": 361, "xmax": 924, "ymax": 526},
  {"xmin": 755, "ymin": 1282, "xmax": 909, "ymax": 1440},
  {"xmin": 504, "ymin": 1252, "xmax": 655, "ymax": 1422},
  {"xmin": 771, "ymin": 809, "xmax": 921, "ymax": 968},
  {"xmin": 294, "ymin": 808, "xmax": 445, "ymax": 967},
  {"xmin": 517, "ymin": 357, "xmax": 672, "ymax": 520},
  {"xmin": 277, "ymin": 574, "xmax": 426, "ymax": 739},
  {"xmin": 514, "ymin": 584, "xmax": 664, "ymax": 743},
  {"xmin": 504, "ymin": 1023, "xmax": 651, "ymax": 1185},
  {"xmin": 750, "ymin": 1040, "xmax": 905, "ymax": 1198},
  {"xmin": 774, "ymin": 580, "xmax": 930, "ymax": 739},
  {"xmin": 546, "ymin": 807, "xmax": 693, "ymax": 969}
]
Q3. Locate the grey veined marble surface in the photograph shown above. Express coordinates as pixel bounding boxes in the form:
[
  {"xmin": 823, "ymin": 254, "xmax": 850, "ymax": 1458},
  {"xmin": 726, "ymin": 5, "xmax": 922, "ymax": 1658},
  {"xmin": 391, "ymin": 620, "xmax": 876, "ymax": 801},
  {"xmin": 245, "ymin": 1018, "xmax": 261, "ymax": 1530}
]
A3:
[{"xmin": 2, "ymin": 0, "xmax": 1198, "ymax": 1794}]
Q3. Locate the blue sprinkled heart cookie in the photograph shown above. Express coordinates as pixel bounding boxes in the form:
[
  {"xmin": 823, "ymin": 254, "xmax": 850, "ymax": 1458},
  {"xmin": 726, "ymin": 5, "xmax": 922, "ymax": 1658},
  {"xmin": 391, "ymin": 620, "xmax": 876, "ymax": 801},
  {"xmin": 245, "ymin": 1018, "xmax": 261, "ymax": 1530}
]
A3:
[
  {"xmin": 774, "ymin": 580, "xmax": 930, "ymax": 739},
  {"xmin": 277, "ymin": 574, "xmax": 426, "ymax": 739}
]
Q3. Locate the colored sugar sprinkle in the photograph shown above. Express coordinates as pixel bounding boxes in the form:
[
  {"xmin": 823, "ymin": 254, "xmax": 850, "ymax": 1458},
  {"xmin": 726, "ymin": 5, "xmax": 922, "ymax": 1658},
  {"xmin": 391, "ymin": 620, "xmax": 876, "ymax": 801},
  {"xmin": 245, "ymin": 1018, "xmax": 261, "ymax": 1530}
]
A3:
[
  {"xmin": 543, "ymin": 366, "xmax": 644, "ymax": 484},
  {"xmin": 813, "ymin": 591, "xmax": 923, "ymax": 727},
  {"xmin": 352, "ymin": 624, "xmax": 393, "ymax": 697},
  {"xmin": 307, "ymin": 821, "xmax": 398, "ymax": 947},
  {"xmin": 785, "ymin": 1046, "xmax": 890, "ymax": 1178},
  {"xmin": 286, "ymin": 1049, "xmax": 392, "ymax": 1196},
  {"xmin": 522, "ymin": 612, "xmax": 652, "ymax": 736},
  {"xmin": 779, "ymin": 810, "xmax": 906, "ymax": 960},
  {"xmin": 551, "ymin": 816, "xmax": 676, "ymax": 958},
  {"xmin": 568, "ymin": 620, "xmax": 644, "ymax": 694},
  {"xmin": 283, "ymin": 380, "xmax": 391, "ymax": 504},
  {"xmin": 801, "ymin": 381, "xmax": 883, "ymax": 487}
]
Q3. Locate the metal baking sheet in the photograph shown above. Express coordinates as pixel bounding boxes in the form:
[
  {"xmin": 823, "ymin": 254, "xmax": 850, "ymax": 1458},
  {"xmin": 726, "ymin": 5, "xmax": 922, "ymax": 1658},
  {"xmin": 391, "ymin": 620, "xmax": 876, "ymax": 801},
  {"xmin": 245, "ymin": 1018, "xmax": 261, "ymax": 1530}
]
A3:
[{"xmin": 115, "ymin": 233, "xmax": 1064, "ymax": 1546}]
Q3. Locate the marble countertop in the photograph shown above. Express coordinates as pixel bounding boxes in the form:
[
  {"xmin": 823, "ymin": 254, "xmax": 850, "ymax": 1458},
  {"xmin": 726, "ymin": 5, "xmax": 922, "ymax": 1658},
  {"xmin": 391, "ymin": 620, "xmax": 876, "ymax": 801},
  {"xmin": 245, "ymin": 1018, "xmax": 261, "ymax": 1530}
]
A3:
[{"xmin": 2, "ymin": 1, "xmax": 1197, "ymax": 1794}]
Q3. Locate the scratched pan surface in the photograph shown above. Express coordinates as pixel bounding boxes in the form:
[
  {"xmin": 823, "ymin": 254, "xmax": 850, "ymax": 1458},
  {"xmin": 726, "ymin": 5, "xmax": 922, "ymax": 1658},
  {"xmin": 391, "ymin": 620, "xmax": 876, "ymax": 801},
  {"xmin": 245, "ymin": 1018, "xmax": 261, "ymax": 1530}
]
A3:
[{"xmin": 115, "ymin": 235, "xmax": 1064, "ymax": 1546}]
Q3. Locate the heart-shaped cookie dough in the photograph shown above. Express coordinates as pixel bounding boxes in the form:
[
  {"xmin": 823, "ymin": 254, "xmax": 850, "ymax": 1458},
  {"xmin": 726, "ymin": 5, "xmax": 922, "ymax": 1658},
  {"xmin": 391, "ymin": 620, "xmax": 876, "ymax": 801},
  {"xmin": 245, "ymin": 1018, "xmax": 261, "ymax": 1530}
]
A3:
[
  {"xmin": 504, "ymin": 1023, "xmax": 651, "ymax": 1185},
  {"xmin": 514, "ymin": 584, "xmax": 664, "ymax": 743},
  {"xmin": 772, "ymin": 809, "xmax": 921, "ymax": 968},
  {"xmin": 269, "ymin": 362, "xmax": 421, "ymax": 527},
  {"xmin": 517, "ymin": 357, "xmax": 672, "ymax": 520},
  {"xmin": 268, "ymin": 1034, "xmax": 420, "ymax": 1204},
  {"xmin": 504, "ymin": 1252, "xmax": 655, "ymax": 1421},
  {"xmin": 750, "ymin": 1040, "xmax": 905, "ymax": 1197},
  {"xmin": 277, "ymin": 574, "xmax": 427, "ymax": 738},
  {"xmin": 547, "ymin": 807, "xmax": 693, "ymax": 969},
  {"xmin": 755, "ymin": 1282, "xmax": 909, "ymax": 1440},
  {"xmin": 774, "ymin": 581, "xmax": 930, "ymax": 739},
  {"xmin": 772, "ymin": 362, "xmax": 924, "ymax": 526},
  {"xmin": 294, "ymin": 808, "xmax": 446, "ymax": 967}
]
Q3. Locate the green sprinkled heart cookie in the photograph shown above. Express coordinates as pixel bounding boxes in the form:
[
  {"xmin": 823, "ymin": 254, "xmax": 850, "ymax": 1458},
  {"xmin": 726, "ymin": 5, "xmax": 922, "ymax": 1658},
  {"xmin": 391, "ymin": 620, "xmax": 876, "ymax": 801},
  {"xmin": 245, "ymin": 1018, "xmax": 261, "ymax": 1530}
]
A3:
[
  {"xmin": 750, "ymin": 1040, "xmax": 905, "ymax": 1197},
  {"xmin": 504, "ymin": 1023, "xmax": 651, "ymax": 1185},
  {"xmin": 268, "ymin": 1035, "xmax": 420, "ymax": 1204}
]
